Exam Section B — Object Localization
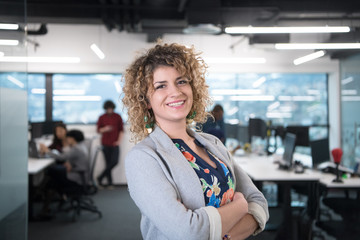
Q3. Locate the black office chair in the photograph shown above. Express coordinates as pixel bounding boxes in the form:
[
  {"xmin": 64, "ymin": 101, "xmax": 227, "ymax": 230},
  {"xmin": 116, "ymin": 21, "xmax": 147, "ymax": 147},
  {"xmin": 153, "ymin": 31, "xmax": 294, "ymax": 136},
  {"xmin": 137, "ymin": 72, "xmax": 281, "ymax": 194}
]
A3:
[
  {"xmin": 61, "ymin": 139, "xmax": 102, "ymax": 221},
  {"xmin": 316, "ymin": 191, "xmax": 360, "ymax": 239}
]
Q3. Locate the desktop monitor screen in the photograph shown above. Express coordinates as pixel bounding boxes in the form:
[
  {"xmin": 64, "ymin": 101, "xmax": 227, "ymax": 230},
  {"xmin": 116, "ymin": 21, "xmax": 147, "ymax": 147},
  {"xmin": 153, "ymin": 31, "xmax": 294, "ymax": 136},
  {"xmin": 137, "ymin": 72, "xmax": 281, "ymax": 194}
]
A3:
[
  {"xmin": 310, "ymin": 138, "xmax": 330, "ymax": 167},
  {"xmin": 248, "ymin": 118, "xmax": 267, "ymax": 142},
  {"xmin": 286, "ymin": 126, "xmax": 310, "ymax": 147},
  {"xmin": 30, "ymin": 121, "xmax": 63, "ymax": 139},
  {"xmin": 281, "ymin": 132, "xmax": 297, "ymax": 169}
]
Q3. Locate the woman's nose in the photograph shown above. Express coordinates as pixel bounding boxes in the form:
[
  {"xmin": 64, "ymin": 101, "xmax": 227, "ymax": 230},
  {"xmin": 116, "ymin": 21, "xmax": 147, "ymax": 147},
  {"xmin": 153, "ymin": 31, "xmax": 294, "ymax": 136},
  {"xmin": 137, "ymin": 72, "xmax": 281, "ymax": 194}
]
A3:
[{"xmin": 169, "ymin": 84, "xmax": 181, "ymax": 97}]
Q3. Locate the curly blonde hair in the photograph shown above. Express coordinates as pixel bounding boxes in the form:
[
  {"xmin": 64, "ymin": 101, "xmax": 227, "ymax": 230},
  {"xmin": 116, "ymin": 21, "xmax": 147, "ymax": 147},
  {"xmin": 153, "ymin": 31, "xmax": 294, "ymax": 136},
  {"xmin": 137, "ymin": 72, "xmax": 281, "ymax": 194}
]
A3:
[{"xmin": 122, "ymin": 42, "xmax": 212, "ymax": 142}]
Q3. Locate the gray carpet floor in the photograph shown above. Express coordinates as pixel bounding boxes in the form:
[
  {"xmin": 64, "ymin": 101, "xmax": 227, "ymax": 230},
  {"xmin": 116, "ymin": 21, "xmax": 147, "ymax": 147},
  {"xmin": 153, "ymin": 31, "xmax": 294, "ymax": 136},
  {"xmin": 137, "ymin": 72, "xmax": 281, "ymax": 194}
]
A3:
[
  {"xmin": 28, "ymin": 185, "xmax": 142, "ymax": 240},
  {"xmin": 28, "ymin": 185, "xmax": 335, "ymax": 240}
]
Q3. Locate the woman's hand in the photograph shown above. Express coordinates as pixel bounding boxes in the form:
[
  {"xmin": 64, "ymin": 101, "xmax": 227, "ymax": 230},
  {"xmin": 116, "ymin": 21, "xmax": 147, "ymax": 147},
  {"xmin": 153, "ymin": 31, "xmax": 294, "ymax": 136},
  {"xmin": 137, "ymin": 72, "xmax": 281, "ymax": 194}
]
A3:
[
  {"xmin": 233, "ymin": 192, "xmax": 248, "ymax": 213},
  {"xmin": 218, "ymin": 191, "xmax": 249, "ymax": 236}
]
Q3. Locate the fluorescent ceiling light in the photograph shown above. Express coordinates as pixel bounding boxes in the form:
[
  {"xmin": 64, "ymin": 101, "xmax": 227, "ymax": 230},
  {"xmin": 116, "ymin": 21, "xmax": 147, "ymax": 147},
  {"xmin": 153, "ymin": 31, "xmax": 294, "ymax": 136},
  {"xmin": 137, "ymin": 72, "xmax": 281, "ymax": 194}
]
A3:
[
  {"xmin": 267, "ymin": 101, "xmax": 280, "ymax": 111},
  {"xmin": 266, "ymin": 112, "xmax": 292, "ymax": 119},
  {"xmin": 252, "ymin": 76, "xmax": 267, "ymax": 88},
  {"xmin": 342, "ymin": 89, "xmax": 357, "ymax": 95},
  {"xmin": 31, "ymin": 88, "xmax": 46, "ymax": 94},
  {"xmin": 0, "ymin": 56, "xmax": 80, "ymax": 63},
  {"xmin": 90, "ymin": 43, "xmax": 105, "ymax": 59},
  {"xmin": 225, "ymin": 26, "xmax": 350, "ymax": 34},
  {"xmin": 205, "ymin": 57, "xmax": 266, "ymax": 64},
  {"xmin": 53, "ymin": 96, "xmax": 102, "ymax": 101},
  {"xmin": 342, "ymin": 96, "xmax": 360, "ymax": 102},
  {"xmin": 0, "ymin": 23, "xmax": 19, "ymax": 30},
  {"xmin": 53, "ymin": 89, "xmax": 85, "ymax": 95},
  {"xmin": 211, "ymin": 89, "xmax": 262, "ymax": 95},
  {"xmin": 230, "ymin": 95, "xmax": 275, "ymax": 101},
  {"xmin": 7, "ymin": 75, "xmax": 24, "ymax": 88},
  {"xmin": 293, "ymin": 50, "xmax": 325, "ymax": 65},
  {"xmin": 0, "ymin": 39, "xmax": 19, "ymax": 46},
  {"xmin": 278, "ymin": 95, "xmax": 316, "ymax": 101},
  {"xmin": 0, "ymin": 51, "xmax": 4, "ymax": 57},
  {"xmin": 341, "ymin": 77, "xmax": 353, "ymax": 85},
  {"xmin": 275, "ymin": 43, "xmax": 360, "ymax": 50}
]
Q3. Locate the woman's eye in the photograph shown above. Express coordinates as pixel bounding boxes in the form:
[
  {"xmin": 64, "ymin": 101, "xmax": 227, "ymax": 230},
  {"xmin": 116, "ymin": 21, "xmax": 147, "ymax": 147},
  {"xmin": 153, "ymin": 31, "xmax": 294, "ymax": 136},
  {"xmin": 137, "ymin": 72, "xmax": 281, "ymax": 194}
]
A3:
[
  {"xmin": 155, "ymin": 84, "xmax": 165, "ymax": 90},
  {"xmin": 178, "ymin": 79, "xmax": 188, "ymax": 85}
]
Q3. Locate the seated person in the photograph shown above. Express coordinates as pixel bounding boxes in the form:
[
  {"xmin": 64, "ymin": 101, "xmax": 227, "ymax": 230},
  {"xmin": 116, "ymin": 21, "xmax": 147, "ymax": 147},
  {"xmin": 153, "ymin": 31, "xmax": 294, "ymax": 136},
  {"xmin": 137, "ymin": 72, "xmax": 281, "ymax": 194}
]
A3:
[
  {"xmin": 39, "ymin": 122, "xmax": 70, "ymax": 155},
  {"xmin": 39, "ymin": 130, "xmax": 89, "ymax": 218}
]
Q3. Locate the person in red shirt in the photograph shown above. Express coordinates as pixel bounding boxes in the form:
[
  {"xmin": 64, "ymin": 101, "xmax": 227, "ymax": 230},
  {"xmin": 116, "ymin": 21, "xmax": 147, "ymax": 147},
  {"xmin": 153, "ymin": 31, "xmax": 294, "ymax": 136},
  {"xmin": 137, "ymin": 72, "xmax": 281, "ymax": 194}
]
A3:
[{"xmin": 97, "ymin": 100, "xmax": 124, "ymax": 187}]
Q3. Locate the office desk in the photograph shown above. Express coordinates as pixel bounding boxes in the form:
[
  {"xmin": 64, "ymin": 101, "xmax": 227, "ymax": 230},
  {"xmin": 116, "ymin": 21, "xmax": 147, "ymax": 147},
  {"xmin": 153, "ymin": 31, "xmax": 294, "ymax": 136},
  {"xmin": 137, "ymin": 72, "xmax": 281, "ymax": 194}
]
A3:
[
  {"xmin": 320, "ymin": 174, "xmax": 360, "ymax": 189},
  {"xmin": 28, "ymin": 158, "xmax": 55, "ymax": 174},
  {"xmin": 234, "ymin": 154, "xmax": 323, "ymax": 240},
  {"xmin": 28, "ymin": 158, "xmax": 55, "ymax": 220}
]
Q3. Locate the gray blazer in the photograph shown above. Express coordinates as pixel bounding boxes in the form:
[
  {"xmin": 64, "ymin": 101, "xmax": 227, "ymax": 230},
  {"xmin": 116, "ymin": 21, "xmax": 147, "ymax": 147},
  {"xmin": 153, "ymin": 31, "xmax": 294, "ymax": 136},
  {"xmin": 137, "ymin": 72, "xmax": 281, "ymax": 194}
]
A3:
[{"xmin": 125, "ymin": 126, "xmax": 269, "ymax": 240}]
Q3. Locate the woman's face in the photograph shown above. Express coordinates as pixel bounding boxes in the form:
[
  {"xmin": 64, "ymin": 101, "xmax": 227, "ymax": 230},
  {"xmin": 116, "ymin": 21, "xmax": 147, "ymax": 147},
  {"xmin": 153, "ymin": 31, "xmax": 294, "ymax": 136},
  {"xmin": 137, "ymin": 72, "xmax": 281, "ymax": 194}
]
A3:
[
  {"xmin": 147, "ymin": 66, "xmax": 193, "ymax": 128},
  {"xmin": 55, "ymin": 126, "xmax": 67, "ymax": 139}
]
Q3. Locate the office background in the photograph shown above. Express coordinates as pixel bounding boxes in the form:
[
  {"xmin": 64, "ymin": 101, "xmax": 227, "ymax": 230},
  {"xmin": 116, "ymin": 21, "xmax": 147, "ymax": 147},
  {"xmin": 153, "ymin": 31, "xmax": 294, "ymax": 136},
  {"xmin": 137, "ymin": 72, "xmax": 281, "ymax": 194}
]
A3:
[{"xmin": 1, "ymin": 1, "xmax": 360, "ymax": 239}]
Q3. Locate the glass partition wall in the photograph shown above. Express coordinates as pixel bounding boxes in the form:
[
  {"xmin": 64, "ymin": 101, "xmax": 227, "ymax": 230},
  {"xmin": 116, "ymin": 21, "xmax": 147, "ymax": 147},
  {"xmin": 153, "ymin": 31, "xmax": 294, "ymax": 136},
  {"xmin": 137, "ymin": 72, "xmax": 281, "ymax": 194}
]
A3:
[
  {"xmin": 0, "ymin": 1, "xmax": 29, "ymax": 239},
  {"xmin": 340, "ymin": 54, "xmax": 360, "ymax": 170}
]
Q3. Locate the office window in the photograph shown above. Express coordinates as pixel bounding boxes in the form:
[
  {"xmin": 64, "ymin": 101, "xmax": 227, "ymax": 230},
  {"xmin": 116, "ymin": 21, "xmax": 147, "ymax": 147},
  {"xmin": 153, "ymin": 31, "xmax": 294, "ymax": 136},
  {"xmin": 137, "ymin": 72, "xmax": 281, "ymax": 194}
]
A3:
[
  {"xmin": 0, "ymin": 72, "xmax": 27, "ymax": 90},
  {"xmin": 28, "ymin": 74, "xmax": 46, "ymax": 122},
  {"xmin": 340, "ymin": 54, "xmax": 360, "ymax": 169},
  {"xmin": 52, "ymin": 74, "xmax": 124, "ymax": 124},
  {"xmin": 207, "ymin": 73, "xmax": 328, "ymax": 140}
]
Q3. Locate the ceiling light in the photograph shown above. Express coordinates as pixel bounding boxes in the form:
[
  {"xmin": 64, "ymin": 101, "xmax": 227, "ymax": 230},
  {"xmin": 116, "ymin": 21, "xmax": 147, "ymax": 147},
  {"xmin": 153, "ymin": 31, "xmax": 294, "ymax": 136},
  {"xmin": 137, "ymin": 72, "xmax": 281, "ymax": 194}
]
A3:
[
  {"xmin": 275, "ymin": 43, "xmax": 360, "ymax": 50},
  {"xmin": 53, "ymin": 96, "xmax": 102, "ymax": 101},
  {"xmin": 205, "ymin": 57, "xmax": 266, "ymax": 64},
  {"xmin": 341, "ymin": 77, "xmax": 353, "ymax": 85},
  {"xmin": 211, "ymin": 89, "xmax": 262, "ymax": 95},
  {"xmin": 90, "ymin": 43, "xmax": 105, "ymax": 59},
  {"xmin": 0, "ymin": 56, "xmax": 80, "ymax": 63},
  {"xmin": 183, "ymin": 24, "xmax": 222, "ymax": 34},
  {"xmin": 0, "ymin": 39, "xmax": 19, "ymax": 46},
  {"xmin": 266, "ymin": 112, "xmax": 292, "ymax": 119},
  {"xmin": 0, "ymin": 51, "xmax": 4, "ymax": 57},
  {"xmin": 230, "ymin": 95, "xmax": 275, "ymax": 101},
  {"xmin": 293, "ymin": 50, "xmax": 325, "ymax": 65},
  {"xmin": 252, "ymin": 76, "xmax": 267, "ymax": 88},
  {"xmin": 0, "ymin": 23, "xmax": 19, "ymax": 30},
  {"xmin": 7, "ymin": 75, "xmax": 25, "ymax": 88},
  {"xmin": 53, "ymin": 89, "xmax": 86, "ymax": 95},
  {"xmin": 225, "ymin": 26, "xmax": 350, "ymax": 34}
]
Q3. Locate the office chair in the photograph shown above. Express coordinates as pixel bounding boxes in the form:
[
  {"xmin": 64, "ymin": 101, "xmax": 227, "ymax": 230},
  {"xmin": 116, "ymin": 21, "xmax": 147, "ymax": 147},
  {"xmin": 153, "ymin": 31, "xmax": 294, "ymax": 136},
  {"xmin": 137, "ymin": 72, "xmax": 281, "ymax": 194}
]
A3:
[
  {"xmin": 61, "ymin": 139, "xmax": 102, "ymax": 221},
  {"xmin": 315, "ymin": 192, "xmax": 360, "ymax": 239}
]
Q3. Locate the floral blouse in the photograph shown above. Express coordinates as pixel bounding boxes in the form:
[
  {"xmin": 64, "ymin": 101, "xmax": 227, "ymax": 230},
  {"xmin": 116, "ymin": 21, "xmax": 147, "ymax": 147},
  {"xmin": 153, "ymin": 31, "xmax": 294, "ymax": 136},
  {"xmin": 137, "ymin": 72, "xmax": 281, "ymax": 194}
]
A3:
[{"xmin": 172, "ymin": 139, "xmax": 235, "ymax": 208}]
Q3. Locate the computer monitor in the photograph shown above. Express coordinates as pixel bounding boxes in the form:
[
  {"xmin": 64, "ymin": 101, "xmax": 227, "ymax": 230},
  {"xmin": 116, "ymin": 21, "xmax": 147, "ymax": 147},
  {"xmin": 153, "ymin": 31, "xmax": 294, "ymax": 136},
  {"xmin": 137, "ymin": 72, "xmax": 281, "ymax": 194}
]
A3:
[
  {"xmin": 248, "ymin": 118, "xmax": 267, "ymax": 143},
  {"xmin": 279, "ymin": 132, "xmax": 297, "ymax": 169},
  {"xmin": 286, "ymin": 126, "xmax": 310, "ymax": 147},
  {"xmin": 310, "ymin": 138, "xmax": 330, "ymax": 168},
  {"xmin": 30, "ymin": 121, "xmax": 63, "ymax": 139}
]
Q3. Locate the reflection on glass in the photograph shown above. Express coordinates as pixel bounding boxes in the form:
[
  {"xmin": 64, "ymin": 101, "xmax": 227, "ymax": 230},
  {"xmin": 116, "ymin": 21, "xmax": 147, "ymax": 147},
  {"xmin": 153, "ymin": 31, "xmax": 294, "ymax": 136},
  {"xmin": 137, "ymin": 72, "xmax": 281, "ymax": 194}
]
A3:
[
  {"xmin": 28, "ymin": 74, "xmax": 46, "ymax": 122},
  {"xmin": 340, "ymin": 54, "xmax": 360, "ymax": 169},
  {"xmin": 52, "ymin": 74, "xmax": 124, "ymax": 124},
  {"xmin": 207, "ymin": 73, "xmax": 328, "ymax": 126}
]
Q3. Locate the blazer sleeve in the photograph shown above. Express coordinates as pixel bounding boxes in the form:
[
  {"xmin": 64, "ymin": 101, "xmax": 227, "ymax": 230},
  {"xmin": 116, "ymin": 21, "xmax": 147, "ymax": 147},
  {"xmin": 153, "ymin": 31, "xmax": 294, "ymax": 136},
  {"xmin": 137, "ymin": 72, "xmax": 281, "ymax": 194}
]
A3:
[
  {"xmin": 232, "ymin": 158, "xmax": 269, "ymax": 234},
  {"xmin": 125, "ymin": 147, "xmax": 222, "ymax": 240}
]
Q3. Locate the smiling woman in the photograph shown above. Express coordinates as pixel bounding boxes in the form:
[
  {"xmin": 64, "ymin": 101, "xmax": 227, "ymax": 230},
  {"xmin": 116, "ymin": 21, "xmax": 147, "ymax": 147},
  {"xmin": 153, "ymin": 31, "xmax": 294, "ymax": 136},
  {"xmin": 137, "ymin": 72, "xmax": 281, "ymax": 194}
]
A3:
[{"xmin": 122, "ymin": 42, "xmax": 269, "ymax": 240}]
